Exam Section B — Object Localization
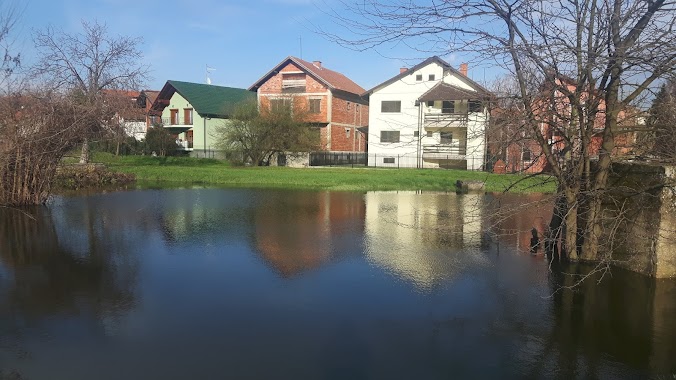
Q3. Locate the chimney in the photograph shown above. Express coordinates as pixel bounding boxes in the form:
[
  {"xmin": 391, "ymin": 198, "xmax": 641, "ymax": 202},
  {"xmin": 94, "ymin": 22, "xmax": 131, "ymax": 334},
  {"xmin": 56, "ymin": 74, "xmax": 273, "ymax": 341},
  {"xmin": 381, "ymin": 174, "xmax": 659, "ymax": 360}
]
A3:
[
  {"xmin": 400, "ymin": 67, "xmax": 408, "ymax": 74},
  {"xmin": 459, "ymin": 63, "xmax": 468, "ymax": 76},
  {"xmin": 313, "ymin": 60, "xmax": 322, "ymax": 68}
]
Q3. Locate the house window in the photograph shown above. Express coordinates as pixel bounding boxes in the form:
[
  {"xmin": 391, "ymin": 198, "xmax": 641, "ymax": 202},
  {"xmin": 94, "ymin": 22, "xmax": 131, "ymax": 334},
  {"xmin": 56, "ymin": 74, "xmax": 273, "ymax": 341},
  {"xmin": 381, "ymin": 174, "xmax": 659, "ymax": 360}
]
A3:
[
  {"xmin": 426, "ymin": 131, "xmax": 433, "ymax": 137},
  {"xmin": 282, "ymin": 73, "xmax": 306, "ymax": 93},
  {"xmin": 380, "ymin": 131, "xmax": 400, "ymax": 143},
  {"xmin": 428, "ymin": 74, "xmax": 436, "ymax": 81},
  {"xmin": 381, "ymin": 100, "xmax": 401, "ymax": 113},
  {"xmin": 170, "ymin": 109, "xmax": 179, "ymax": 125},
  {"xmin": 469, "ymin": 100, "xmax": 482, "ymax": 113},
  {"xmin": 416, "ymin": 74, "xmax": 422, "ymax": 81},
  {"xmin": 383, "ymin": 157, "xmax": 395, "ymax": 164},
  {"xmin": 309, "ymin": 99, "xmax": 321, "ymax": 114},
  {"xmin": 522, "ymin": 149, "xmax": 532, "ymax": 161},
  {"xmin": 442, "ymin": 101, "xmax": 455, "ymax": 114},
  {"xmin": 414, "ymin": 131, "xmax": 419, "ymax": 137},
  {"xmin": 440, "ymin": 131, "xmax": 453, "ymax": 144},
  {"xmin": 270, "ymin": 98, "xmax": 292, "ymax": 113},
  {"xmin": 427, "ymin": 100, "xmax": 434, "ymax": 107}
]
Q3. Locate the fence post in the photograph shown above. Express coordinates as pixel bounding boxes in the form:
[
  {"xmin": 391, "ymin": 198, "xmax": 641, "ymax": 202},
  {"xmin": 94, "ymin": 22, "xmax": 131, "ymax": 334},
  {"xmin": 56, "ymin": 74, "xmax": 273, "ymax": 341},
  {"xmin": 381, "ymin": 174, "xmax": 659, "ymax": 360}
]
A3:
[{"xmin": 397, "ymin": 154, "xmax": 400, "ymax": 169}]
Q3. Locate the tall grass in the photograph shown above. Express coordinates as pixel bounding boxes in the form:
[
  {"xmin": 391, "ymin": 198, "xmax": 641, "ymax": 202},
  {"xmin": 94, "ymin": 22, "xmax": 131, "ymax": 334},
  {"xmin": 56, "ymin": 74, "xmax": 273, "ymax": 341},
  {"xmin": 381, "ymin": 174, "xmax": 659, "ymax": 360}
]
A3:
[{"xmin": 93, "ymin": 153, "xmax": 556, "ymax": 193}]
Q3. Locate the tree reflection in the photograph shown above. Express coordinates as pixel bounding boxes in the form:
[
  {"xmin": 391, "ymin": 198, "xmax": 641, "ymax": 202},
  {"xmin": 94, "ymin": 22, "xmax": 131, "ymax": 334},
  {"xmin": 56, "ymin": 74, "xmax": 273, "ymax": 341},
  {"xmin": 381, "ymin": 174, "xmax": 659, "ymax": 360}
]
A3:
[
  {"xmin": 535, "ymin": 263, "xmax": 676, "ymax": 377},
  {"xmin": 0, "ymin": 205, "xmax": 137, "ymax": 326}
]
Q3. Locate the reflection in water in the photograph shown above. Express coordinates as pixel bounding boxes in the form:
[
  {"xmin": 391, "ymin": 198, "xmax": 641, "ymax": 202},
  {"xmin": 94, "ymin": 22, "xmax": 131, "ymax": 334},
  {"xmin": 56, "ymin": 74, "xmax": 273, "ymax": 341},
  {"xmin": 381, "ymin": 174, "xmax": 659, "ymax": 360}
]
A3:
[
  {"xmin": 254, "ymin": 191, "xmax": 365, "ymax": 277},
  {"xmin": 364, "ymin": 191, "xmax": 487, "ymax": 290},
  {"xmin": 483, "ymin": 193, "xmax": 553, "ymax": 255},
  {"xmin": 0, "ymin": 205, "xmax": 137, "ymax": 322},
  {"xmin": 0, "ymin": 189, "xmax": 673, "ymax": 379}
]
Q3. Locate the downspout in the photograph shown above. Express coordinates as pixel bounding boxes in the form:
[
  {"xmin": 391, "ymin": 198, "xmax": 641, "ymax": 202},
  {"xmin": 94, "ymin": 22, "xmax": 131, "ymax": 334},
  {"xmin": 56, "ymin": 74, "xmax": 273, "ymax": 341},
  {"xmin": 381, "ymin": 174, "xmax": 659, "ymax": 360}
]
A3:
[
  {"xmin": 203, "ymin": 116, "xmax": 207, "ymax": 156},
  {"xmin": 416, "ymin": 100, "xmax": 422, "ymax": 168}
]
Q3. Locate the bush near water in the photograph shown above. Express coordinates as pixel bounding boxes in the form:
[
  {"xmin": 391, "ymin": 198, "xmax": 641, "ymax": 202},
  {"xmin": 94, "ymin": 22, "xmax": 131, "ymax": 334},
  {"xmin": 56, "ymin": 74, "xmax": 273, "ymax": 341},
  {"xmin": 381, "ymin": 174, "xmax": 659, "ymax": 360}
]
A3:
[{"xmin": 55, "ymin": 164, "xmax": 136, "ymax": 190}]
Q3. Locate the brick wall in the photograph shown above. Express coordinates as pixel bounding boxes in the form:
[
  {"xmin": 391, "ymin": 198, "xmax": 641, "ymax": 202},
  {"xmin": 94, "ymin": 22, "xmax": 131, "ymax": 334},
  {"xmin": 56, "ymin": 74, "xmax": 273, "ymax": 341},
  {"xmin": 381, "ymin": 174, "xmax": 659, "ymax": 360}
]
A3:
[{"xmin": 256, "ymin": 61, "xmax": 370, "ymax": 153}]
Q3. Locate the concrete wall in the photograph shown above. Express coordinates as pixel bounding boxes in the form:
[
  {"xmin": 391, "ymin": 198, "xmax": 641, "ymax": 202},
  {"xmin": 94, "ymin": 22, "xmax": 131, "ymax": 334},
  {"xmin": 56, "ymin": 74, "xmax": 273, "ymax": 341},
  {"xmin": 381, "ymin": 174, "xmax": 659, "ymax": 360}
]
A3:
[{"xmin": 601, "ymin": 163, "xmax": 676, "ymax": 278}]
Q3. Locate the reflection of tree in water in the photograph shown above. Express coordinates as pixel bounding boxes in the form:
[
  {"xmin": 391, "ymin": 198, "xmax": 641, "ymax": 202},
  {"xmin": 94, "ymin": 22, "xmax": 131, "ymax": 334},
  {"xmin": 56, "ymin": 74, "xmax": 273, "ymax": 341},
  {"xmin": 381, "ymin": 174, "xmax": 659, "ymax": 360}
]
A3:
[
  {"xmin": 0, "ymin": 206, "xmax": 137, "ymax": 319},
  {"xmin": 525, "ymin": 263, "xmax": 676, "ymax": 378},
  {"xmin": 0, "ymin": 205, "xmax": 139, "ymax": 372}
]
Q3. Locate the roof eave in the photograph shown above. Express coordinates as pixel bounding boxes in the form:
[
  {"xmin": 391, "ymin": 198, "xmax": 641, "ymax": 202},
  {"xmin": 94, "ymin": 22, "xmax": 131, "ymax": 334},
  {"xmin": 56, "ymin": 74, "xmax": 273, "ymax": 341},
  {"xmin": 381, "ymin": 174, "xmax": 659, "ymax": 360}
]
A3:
[{"xmin": 364, "ymin": 56, "xmax": 452, "ymax": 95}]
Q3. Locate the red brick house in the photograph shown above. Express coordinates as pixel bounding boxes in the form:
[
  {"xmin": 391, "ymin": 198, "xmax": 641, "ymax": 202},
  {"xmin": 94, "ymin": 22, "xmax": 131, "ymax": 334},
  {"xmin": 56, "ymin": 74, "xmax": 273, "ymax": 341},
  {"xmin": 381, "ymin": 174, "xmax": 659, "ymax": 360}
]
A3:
[
  {"xmin": 249, "ymin": 56, "xmax": 369, "ymax": 165},
  {"xmin": 489, "ymin": 74, "xmax": 640, "ymax": 174}
]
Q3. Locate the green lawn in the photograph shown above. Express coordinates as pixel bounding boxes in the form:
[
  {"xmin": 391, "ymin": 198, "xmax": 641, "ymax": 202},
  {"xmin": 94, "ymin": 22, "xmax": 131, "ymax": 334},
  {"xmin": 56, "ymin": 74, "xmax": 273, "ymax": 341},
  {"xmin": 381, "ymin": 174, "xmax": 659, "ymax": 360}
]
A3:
[{"xmin": 92, "ymin": 153, "xmax": 556, "ymax": 193}]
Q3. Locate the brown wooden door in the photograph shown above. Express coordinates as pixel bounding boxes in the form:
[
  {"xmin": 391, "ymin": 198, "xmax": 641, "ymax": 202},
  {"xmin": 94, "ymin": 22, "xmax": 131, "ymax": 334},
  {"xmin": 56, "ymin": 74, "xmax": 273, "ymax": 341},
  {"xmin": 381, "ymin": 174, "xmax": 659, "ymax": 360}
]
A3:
[
  {"xmin": 184, "ymin": 108, "xmax": 193, "ymax": 125},
  {"xmin": 170, "ymin": 109, "xmax": 179, "ymax": 125},
  {"xmin": 186, "ymin": 130, "xmax": 193, "ymax": 148}
]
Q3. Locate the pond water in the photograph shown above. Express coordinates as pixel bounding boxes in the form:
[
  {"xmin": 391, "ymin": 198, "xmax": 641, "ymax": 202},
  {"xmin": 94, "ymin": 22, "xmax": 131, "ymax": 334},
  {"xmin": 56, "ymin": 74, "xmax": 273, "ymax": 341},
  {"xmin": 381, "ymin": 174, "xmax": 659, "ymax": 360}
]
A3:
[{"xmin": 0, "ymin": 188, "xmax": 674, "ymax": 380}]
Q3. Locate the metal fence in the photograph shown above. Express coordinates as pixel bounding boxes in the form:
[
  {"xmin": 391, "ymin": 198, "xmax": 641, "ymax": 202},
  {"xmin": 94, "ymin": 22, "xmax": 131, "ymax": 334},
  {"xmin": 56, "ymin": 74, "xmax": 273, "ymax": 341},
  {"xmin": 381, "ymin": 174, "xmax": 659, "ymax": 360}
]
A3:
[
  {"xmin": 308, "ymin": 151, "xmax": 485, "ymax": 171},
  {"xmin": 309, "ymin": 152, "xmax": 367, "ymax": 167}
]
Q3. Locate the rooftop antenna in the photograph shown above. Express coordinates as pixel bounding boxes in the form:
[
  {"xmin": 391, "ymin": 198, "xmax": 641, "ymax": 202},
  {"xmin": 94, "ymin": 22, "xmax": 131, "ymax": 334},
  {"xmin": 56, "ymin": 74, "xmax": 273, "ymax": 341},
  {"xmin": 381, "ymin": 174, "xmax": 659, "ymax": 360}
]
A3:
[
  {"xmin": 206, "ymin": 64, "xmax": 216, "ymax": 85},
  {"xmin": 299, "ymin": 35, "xmax": 303, "ymax": 59}
]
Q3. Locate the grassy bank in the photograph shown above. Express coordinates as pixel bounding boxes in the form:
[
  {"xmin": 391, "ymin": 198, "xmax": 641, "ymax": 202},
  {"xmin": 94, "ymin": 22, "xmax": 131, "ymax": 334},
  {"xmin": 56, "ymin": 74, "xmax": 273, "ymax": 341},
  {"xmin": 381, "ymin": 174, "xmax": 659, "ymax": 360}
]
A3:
[{"xmin": 92, "ymin": 153, "xmax": 556, "ymax": 193}]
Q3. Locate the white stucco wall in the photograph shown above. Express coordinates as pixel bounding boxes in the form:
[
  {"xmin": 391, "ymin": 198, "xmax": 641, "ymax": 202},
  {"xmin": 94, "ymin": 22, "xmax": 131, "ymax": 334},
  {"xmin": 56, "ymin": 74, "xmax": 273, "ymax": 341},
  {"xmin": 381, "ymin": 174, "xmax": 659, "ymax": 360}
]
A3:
[{"xmin": 367, "ymin": 60, "xmax": 488, "ymax": 170}]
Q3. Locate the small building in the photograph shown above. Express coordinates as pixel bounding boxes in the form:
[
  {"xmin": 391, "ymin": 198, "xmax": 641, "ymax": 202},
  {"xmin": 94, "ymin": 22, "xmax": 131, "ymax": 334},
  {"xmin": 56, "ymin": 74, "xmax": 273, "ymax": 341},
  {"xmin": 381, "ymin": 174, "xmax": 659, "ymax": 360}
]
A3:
[
  {"xmin": 150, "ymin": 80, "xmax": 255, "ymax": 157},
  {"xmin": 249, "ymin": 56, "xmax": 369, "ymax": 166},
  {"xmin": 364, "ymin": 56, "xmax": 491, "ymax": 170}
]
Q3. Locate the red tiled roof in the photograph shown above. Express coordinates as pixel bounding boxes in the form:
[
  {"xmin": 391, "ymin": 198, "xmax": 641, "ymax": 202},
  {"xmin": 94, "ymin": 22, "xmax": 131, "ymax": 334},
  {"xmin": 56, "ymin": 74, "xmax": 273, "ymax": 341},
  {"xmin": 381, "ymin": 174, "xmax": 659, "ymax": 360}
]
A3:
[
  {"xmin": 249, "ymin": 56, "xmax": 365, "ymax": 96},
  {"xmin": 101, "ymin": 89, "xmax": 141, "ymax": 99},
  {"xmin": 142, "ymin": 90, "xmax": 159, "ymax": 104}
]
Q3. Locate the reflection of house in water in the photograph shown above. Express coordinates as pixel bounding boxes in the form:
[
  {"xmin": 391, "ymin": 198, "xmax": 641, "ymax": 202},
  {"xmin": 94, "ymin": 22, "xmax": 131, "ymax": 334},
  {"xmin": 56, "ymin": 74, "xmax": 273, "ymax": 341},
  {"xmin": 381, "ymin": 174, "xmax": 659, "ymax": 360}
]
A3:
[
  {"xmin": 254, "ymin": 191, "xmax": 366, "ymax": 277},
  {"xmin": 483, "ymin": 193, "xmax": 553, "ymax": 254},
  {"xmin": 364, "ymin": 191, "xmax": 485, "ymax": 290}
]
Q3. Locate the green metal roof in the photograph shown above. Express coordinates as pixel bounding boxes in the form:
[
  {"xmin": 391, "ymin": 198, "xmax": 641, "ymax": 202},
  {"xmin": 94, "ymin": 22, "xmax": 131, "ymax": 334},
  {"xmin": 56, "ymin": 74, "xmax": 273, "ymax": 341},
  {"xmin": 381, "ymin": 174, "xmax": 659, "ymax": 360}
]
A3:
[{"xmin": 167, "ymin": 80, "xmax": 255, "ymax": 118}]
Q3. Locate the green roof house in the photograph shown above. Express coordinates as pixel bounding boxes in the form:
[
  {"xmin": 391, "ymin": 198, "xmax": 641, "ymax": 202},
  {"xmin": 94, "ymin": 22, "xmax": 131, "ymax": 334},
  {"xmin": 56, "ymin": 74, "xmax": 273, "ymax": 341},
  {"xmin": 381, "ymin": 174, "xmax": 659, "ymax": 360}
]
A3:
[{"xmin": 150, "ymin": 80, "xmax": 255, "ymax": 156}]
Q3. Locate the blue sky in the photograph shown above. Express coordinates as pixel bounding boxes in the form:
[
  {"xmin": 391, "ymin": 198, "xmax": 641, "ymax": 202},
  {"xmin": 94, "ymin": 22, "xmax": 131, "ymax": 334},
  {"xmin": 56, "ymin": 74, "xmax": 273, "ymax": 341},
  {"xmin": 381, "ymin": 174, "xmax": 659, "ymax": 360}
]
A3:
[{"xmin": 13, "ymin": 0, "xmax": 496, "ymax": 92}]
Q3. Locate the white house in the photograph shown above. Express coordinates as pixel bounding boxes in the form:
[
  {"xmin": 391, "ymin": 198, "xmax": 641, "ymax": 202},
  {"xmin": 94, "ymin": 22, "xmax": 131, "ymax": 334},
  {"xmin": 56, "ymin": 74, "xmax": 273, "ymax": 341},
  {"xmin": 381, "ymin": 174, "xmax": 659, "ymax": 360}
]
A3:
[{"xmin": 365, "ymin": 57, "xmax": 492, "ymax": 170}]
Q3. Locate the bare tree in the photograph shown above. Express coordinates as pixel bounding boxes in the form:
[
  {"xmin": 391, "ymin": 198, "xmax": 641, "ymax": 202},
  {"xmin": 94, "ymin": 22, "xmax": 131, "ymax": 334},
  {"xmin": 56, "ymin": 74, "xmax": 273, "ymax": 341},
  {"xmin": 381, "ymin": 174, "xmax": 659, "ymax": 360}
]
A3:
[
  {"xmin": 0, "ymin": 92, "xmax": 97, "ymax": 205},
  {"xmin": 32, "ymin": 20, "xmax": 149, "ymax": 163},
  {"xmin": 216, "ymin": 98, "xmax": 320, "ymax": 166},
  {"xmin": 319, "ymin": 0, "xmax": 676, "ymax": 262}
]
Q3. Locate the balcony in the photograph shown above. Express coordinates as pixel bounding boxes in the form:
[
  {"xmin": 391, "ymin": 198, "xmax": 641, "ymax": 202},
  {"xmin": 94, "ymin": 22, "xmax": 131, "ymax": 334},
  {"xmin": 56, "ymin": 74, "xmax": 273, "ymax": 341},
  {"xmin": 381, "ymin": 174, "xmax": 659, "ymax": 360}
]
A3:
[
  {"xmin": 424, "ymin": 113, "xmax": 468, "ymax": 129},
  {"xmin": 422, "ymin": 144, "xmax": 466, "ymax": 159},
  {"xmin": 162, "ymin": 117, "xmax": 193, "ymax": 126},
  {"xmin": 176, "ymin": 140, "xmax": 193, "ymax": 150}
]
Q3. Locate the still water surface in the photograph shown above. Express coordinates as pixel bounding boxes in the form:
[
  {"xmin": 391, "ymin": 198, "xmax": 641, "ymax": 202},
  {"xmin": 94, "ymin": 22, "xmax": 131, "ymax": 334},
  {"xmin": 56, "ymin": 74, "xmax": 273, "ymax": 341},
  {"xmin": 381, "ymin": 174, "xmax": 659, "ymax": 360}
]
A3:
[{"xmin": 0, "ymin": 188, "xmax": 674, "ymax": 379}]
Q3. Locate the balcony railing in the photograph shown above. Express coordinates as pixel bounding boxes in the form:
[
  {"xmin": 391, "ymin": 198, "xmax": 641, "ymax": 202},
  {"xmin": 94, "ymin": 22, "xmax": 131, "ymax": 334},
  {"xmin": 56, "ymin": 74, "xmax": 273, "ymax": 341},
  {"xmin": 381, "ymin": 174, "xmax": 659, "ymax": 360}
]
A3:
[
  {"xmin": 162, "ymin": 117, "xmax": 193, "ymax": 126},
  {"xmin": 422, "ymin": 144, "xmax": 466, "ymax": 159},
  {"xmin": 424, "ymin": 113, "xmax": 468, "ymax": 128},
  {"xmin": 176, "ymin": 140, "xmax": 193, "ymax": 150}
]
